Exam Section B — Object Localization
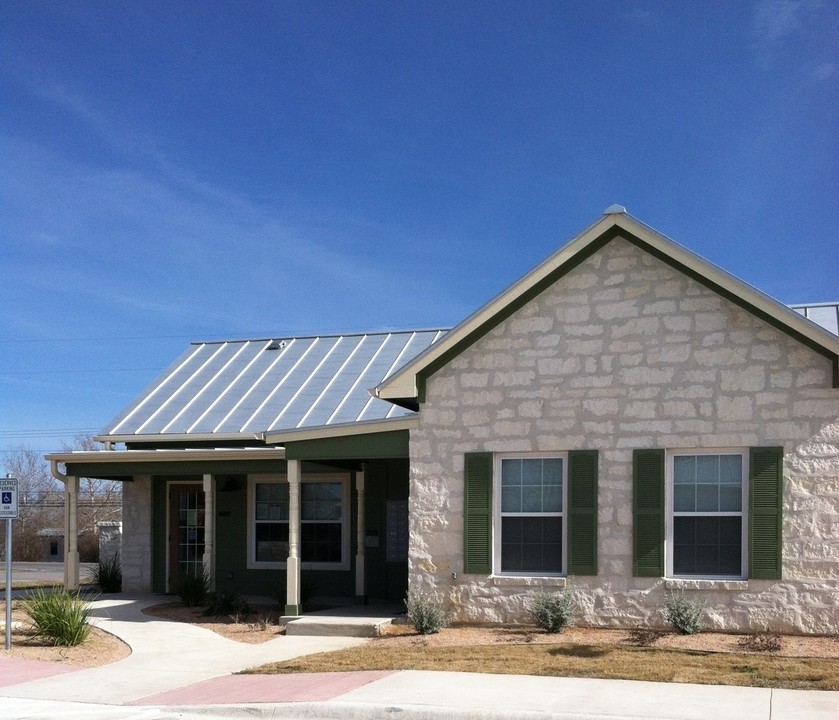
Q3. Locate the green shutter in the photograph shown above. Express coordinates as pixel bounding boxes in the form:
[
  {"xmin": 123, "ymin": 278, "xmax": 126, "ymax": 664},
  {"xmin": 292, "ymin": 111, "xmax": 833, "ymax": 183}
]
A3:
[
  {"xmin": 568, "ymin": 450, "xmax": 598, "ymax": 576},
  {"xmin": 749, "ymin": 446, "xmax": 783, "ymax": 580},
  {"xmin": 463, "ymin": 452, "xmax": 493, "ymax": 574},
  {"xmin": 633, "ymin": 449, "xmax": 664, "ymax": 577}
]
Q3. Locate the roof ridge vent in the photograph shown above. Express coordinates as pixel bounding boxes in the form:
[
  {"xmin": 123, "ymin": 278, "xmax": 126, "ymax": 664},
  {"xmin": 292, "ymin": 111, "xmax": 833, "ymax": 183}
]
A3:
[{"xmin": 604, "ymin": 204, "xmax": 627, "ymax": 215}]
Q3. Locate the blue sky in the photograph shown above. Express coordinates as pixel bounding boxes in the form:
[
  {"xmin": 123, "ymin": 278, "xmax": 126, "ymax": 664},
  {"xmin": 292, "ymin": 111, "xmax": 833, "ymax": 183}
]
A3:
[{"xmin": 1, "ymin": 1, "xmax": 837, "ymax": 463}]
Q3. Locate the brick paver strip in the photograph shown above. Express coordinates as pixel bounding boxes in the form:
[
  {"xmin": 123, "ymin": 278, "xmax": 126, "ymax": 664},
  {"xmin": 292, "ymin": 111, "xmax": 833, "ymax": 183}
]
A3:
[
  {"xmin": 130, "ymin": 670, "xmax": 395, "ymax": 705},
  {"xmin": 0, "ymin": 656, "xmax": 76, "ymax": 686}
]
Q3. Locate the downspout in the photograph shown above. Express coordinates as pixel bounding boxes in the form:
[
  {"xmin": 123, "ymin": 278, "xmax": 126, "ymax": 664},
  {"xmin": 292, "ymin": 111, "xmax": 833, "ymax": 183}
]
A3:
[{"xmin": 50, "ymin": 459, "xmax": 67, "ymax": 484}]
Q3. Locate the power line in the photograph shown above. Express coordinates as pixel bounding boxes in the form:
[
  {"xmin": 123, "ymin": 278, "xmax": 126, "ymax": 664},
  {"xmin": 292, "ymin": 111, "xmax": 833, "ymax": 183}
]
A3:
[
  {"xmin": 0, "ymin": 429, "xmax": 99, "ymax": 438},
  {"xmin": 0, "ymin": 334, "xmax": 196, "ymax": 344},
  {"xmin": 1, "ymin": 368, "xmax": 158, "ymax": 375}
]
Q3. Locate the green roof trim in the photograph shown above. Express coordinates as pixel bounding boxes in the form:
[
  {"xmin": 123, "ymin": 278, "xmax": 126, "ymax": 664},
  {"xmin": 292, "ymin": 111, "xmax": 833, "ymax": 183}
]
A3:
[
  {"xmin": 64, "ymin": 458, "xmax": 287, "ymax": 479},
  {"xmin": 284, "ymin": 430, "xmax": 409, "ymax": 460},
  {"xmin": 416, "ymin": 228, "xmax": 617, "ymax": 403},
  {"xmin": 414, "ymin": 224, "xmax": 839, "ymax": 401}
]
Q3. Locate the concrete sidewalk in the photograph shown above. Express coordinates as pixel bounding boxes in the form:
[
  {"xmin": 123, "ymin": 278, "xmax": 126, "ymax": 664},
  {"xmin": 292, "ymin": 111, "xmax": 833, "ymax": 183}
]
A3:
[{"xmin": 1, "ymin": 594, "xmax": 837, "ymax": 719}]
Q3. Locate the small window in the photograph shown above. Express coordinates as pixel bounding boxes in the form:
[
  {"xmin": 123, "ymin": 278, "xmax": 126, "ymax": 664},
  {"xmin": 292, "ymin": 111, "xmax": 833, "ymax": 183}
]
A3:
[
  {"xmin": 495, "ymin": 454, "xmax": 566, "ymax": 575},
  {"xmin": 248, "ymin": 474, "xmax": 349, "ymax": 570},
  {"xmin": 667, "ymin": 451, "xmax": 747, "ymax": 578}
]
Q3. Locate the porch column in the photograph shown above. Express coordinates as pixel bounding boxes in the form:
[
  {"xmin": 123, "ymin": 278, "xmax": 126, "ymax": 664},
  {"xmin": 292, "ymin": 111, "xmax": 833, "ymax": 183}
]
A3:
[
  {"xmin": 355, "ymin": 465, "xmax": 366, "ymax": 603},
  {"xmin": 202, "ymin": 474, "xmax": 215, "ymax": 591},
  {"xmin": 285, "ymin": 459, "xmax": 301, "ymax": 615},
  {"xmin": 63, "ymin": 475, "xmax": 80, "ymax": 590}
]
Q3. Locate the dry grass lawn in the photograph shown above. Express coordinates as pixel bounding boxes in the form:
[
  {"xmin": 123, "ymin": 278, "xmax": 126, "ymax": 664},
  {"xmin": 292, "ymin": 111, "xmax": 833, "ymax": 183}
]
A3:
[
  {"xmin": 6, "ymin": 596, "xmax": 839, "ymax": 692},
  {"xmin": 246, "ymin": 624, "xmax": 839, "ymax": 691}
]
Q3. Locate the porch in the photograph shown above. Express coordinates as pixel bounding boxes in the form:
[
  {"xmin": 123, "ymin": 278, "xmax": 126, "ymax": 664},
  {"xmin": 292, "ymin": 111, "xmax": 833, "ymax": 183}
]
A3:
[
  {"xmin": 46, "ymin": 442, "xmax": 410, "ymax": 616},
  {"xmin": 282, "ymin": 602, "xmax": 404, "ymax": 637}
]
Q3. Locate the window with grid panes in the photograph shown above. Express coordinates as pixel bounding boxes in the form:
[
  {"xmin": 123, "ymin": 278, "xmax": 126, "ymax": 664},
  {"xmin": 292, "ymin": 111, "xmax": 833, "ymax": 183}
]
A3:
[
  {"xmin": 498, "ymin": 455, "xmax": 565, "ymax": 574},
  {"xmin": 251, "ymin": 478, "xmax": 345, "ymax": 566},
  {"xmin": 670, "ymin": 452, "xmax": 746, "ymax": 577}
]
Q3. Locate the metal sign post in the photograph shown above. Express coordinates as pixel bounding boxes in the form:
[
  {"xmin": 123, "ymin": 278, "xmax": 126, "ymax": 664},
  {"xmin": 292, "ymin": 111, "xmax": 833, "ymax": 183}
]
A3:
[{"xmin": 2, "ymin": 475, "xmax": 19, "ymax": 651}]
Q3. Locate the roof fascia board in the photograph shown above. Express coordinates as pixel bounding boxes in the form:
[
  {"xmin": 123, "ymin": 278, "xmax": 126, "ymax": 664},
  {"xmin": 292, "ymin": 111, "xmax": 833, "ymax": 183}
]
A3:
[
  {"xmin": 376, "ymin": 214, "xmax": 621, "ymax": 401},
  {"xmin": 93, "ymin": 431, "xmax": 267, "ymax": 445},
  {"xmin": 621, "ymin": 225, "xmax": 839, "ymax": 385},
  {"xmin": 45, "ymin": 448, "xmax": 287, "ymax": 464},
  {"xmin": 264, "ymin": 417, "xmax": 418, "ymax": 444},
  {"xmin": 376, "ymin": 213, "xmax": 839, "ymax": 401},
  {"xmin": 284, "ymin": 430, "xmax": 409, "ymax": 461}
]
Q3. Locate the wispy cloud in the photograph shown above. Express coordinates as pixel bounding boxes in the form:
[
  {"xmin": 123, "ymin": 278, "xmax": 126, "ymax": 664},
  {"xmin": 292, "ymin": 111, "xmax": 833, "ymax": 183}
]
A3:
[
  {"xmin": 809, "ymin": 62, "xmax": 837, "ymax": 83},
  {"xmin": 621, "ymin": 7, "xmax": 657, "ymax": 26},
  {"xmin": 749, "ymin": 0, "xmax": 820, "ymax": 68}
]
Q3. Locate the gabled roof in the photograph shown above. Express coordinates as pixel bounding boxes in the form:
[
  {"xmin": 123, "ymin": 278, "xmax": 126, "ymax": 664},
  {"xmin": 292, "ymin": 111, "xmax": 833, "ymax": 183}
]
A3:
[
  {"xmin": 97, "ymin": 330, "xmax": 447, "ymax": 444},
  {"xmin": 374, "ymin": 208, "xmax": 839, "ymax": 404}
]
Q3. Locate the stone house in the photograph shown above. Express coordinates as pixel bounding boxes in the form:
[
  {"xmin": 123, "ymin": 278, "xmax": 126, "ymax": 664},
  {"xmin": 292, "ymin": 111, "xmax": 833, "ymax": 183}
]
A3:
[{"xmin": 47, "ymin": 208, "xmax": 839, "ymax": 633}]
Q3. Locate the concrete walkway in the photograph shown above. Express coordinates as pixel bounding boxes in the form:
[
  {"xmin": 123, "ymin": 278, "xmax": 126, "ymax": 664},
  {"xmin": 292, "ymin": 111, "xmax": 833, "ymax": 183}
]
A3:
[{"xmin": 0, "ymin": 594, "xmax": 837, "ymax": 719}]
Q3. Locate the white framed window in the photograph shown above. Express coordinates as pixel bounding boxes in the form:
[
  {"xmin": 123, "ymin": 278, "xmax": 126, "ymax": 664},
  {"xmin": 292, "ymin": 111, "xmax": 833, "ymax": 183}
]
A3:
[
  {"xmin": 247, "ymin": 473, "xmax": 350, "ymax": 571},
  {"xmin": 494, "ymin": 453, "xmax": 567, "ymax": 575},
  {"xmin": 666, "ymin": 450, "xmax": 748, "ymax": 579}
]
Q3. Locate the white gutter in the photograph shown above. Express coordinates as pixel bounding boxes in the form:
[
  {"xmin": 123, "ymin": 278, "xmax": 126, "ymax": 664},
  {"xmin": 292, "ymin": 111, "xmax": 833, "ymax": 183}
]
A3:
[{"xmin": 45, "ymin": 447, "xmax": 287, "ymax": 465}]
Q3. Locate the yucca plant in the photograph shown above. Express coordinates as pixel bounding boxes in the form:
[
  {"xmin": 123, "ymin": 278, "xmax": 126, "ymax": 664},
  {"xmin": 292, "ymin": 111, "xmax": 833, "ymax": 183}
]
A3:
[
  {"xmin": 22, "ymin": 589, "xmax": 92, "ymax": 647},
  {"xmin": 88, "ymin": 553, "xmax": 122, "ymax": 593},
  {"xmin": 170, "ymin": 566, "xmax": 211, "ymax": 607}
]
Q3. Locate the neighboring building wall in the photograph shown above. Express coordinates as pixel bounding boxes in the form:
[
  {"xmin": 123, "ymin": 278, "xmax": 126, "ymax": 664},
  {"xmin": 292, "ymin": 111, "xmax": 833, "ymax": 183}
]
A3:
[
  {"xmin": 39, "ymin": 532, "xmax": 64, "ymax": 562},
  {"xmin": 97, "ymin": 521, "xmax": 122, "ymax": 563},
  {"xmin": 409, "ymin": 237, "xmax": 839, "ymax": 634},
  {"xmin": 122, "ymin": 475, "xmax": 153, "ymax": 592}
]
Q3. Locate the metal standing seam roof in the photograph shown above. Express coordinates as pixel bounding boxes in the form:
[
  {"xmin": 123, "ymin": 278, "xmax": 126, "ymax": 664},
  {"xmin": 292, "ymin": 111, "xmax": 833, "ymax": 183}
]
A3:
[
  {"xmin": 790, "ymin": 302, "xmax": 839, "ymax": 337},
  {"xmin": 98, "ymin": 300, "xmax": 837, "ymax": 445},
  {"xmin": 98, "ymin": 330, "xmax": 447, "ymax": 441}
]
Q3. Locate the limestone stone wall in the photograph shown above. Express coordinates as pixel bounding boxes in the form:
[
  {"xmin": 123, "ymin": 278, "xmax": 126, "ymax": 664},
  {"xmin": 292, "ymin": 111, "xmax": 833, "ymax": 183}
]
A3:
[
  {"xmin": 121, "ymin": 474, "xmax": 153, "ymax": 592},
  {"xmin": 409, "ymin": 236, "xmax": 839, "ymax": 634}
]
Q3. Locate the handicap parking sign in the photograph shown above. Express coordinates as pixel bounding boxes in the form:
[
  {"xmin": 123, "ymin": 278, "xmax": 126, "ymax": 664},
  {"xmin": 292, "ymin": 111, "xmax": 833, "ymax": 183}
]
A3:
[{"xmin": 0, "ymin": 477, "xmax": 18, "ymax": 518}]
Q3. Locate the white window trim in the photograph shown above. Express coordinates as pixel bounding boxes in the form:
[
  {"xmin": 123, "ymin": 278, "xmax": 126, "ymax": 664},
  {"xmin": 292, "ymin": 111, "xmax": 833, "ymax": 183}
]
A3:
[
  {"xmin": 493, "ymin": 452, "xmax": 568, "ymax": 577},
  {"xmin": 664, "ymin": 448, "xmax": 748, "ymax": 581},
  {"xmin": 247, "ymin": 472, "xmax": 351, "ymax": 571}
]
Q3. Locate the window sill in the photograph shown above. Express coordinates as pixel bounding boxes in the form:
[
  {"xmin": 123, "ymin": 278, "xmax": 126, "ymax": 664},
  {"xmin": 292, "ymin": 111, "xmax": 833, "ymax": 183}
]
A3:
[
  {"xmin": 491, "ymin": 575, "xmax": 567, "ymax": 588},
  {"xmin": 665, "ymin": 578, "xmax": 748, "ymax": 591}
]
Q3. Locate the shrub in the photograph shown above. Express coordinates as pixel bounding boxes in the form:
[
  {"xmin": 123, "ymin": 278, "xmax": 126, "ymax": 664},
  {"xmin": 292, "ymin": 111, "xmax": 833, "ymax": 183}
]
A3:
[
  {"xmin": 626, "ymin": 627, "xmax": 664, "ymax": 646},
  {"xmin": 170, "ymin": 566, "xmax": 211, "ymax": 607},
  {"xmin": 663, "ymin": 591, "xmax": 704, "ymax": 635},
  {"xmin": 88, "ymin": 554, "xmax": 122, "ymax": 593},
  {"xmin": 204, "ymin": 589, "xmax": 251, "ymax": 618},
  {"xmin": 530, "ymin": 590, "xmax": 577, "ymax": 633},
  {"xmin": 738, "ymin": 629, "xmax": 782, "ymax": 653},
  {"xmin": 22, "ymin": 589, "xmax": 92, "ymax": 647},
  {"xmin": 405, "ymin": 592, "xmax": 448, "ymax": 635}
]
